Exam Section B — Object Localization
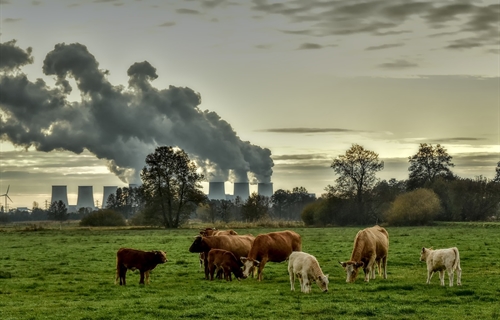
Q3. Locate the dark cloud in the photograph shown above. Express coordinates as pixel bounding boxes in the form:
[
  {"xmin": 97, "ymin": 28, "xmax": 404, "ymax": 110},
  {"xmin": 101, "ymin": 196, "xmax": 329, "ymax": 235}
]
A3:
[
  {"xmin": 177, "ymin": 8, "xmax": 201, "ymax": 14},
  {"xmin": 298, "ymin": 43, "xmax": 322, "ymax": 50},
  {"xmin": 272, "ymin": 153, "xmax": 330, "ymax": 161},
  {"xmin": 427, "ymin": 137, "xmax": 486, "ymax": 144},
  {"xmin": 259, "ymin": 127, "xmax": 360, "ymax": 134},
  {"xmin": 3, "ymin": 18, "xmax": 21, "ymax": 23},
  {"xmin": 249, "ymin": 0, "xmax": 498, "ymax": 50},
  {"xmin": 378, "ymin": 59, "xmax": 418, "ymax": 69},
  {"xmin": 0, "ymin": 41, "xmax": 274, "ymax": 184},
  {"xmin": 159, "ymin": 21, "xmax": 176, "ymax": 27},
  {"xmin": 365, "ymin": 43, "xmax": 404, "ymax": 51},
  {"xmin": 0, "ymin": 40, "xmax": 33, "ymax": 71}
]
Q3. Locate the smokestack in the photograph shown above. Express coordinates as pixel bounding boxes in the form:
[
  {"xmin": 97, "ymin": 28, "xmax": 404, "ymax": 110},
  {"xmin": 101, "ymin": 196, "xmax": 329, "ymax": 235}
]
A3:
[
  {"xmin": 208, "ymin": 182, "xmax": 225, "ymax": 200},
  {"xmin": 233, "ymin": 182, "xmax": 249, "ymax": 201},
  {"xmin": 257, "ymin": 182, "xmax": 273, "ymax": 198},
  {"xmin": 76, "ymin": 186, "xmax": 95, "ymax": 209},
  {"xmin": 102, "ymin": 186, "xmax": 118, "ymax": 208},
  {"xmin": 51, "ymin": 185, "xmax": 69, "ymax": 207}
]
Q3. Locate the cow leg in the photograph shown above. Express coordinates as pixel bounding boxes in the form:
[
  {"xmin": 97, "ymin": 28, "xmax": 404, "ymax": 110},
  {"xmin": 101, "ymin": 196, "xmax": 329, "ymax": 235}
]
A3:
[
  {"xmin": 426, "ymin": 270, "xmax": 433, "ymax": 284},
  {"xmin": 447, "ymin": 269, "xmax": 454, "ymax": 287},
  {"xmin": 288, "ymin": 267, "xmax": 295, "ymax": 291},
  {"xmin": 145, "ymin": 270, "xmax": 150, "ymax": 284},
  {"xmin": 204, "ymin": 255, "xmax": 210, "ymax": 280},
  {"xmin": 297, "ymin": 273, "xmax": 303, "ymax": 292},
  {"xmin": 257, "ymin": 259, "xmax": 268, "ymax": 281},
  {"xmin": 382, "ymin": 256, "xmax": 388, "ymax": 279},
  {"xmin": 302, "ymin": 273, "xmax": 310, "ymax": 293},
  {"xmin": 209, "ymin": 264, "xmax": 215, "ymax": 281},
  {"xmin": 119, "ymin": 266, "xmax": 127, "ymax": 286},
  {"xmin": 438, "ymin": 270, "xmax": 445, "ymax": 286},
  {"xmin": 139, "ymin": 271, "xmax": 145, "ymax": 285},
  {"xmin": 456, "ymin": 266, "xmax": 462, "ymax": 286}
]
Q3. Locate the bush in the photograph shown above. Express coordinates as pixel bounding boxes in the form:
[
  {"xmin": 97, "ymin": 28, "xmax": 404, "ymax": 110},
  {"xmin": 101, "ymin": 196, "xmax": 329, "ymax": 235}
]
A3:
[
  {"xmin": 79, "ymin": 209, "xmax": 126, "ymax": 227},
  {"xmin": 384, "ymin": 188, "xmax": 441, "ymax": 226}
]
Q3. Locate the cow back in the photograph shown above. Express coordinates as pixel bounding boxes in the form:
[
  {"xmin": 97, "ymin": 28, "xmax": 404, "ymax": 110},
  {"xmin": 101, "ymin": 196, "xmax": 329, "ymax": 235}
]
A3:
[
  {"xmin": 350, "ymin": 226, "xmax": 389, "ymax": 262},
  {"xmin": 202, "ymin": 235, "xmax": 255, "ymax": 259},
  {"xmin": 249, "ymin": 230, "xmax": 302, "ymax": 262}
]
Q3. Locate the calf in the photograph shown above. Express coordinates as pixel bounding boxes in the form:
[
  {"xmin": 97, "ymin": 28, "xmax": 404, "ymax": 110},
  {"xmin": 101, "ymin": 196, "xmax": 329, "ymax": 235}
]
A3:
[
  {"xmin": 420, "ymin": 247, "xmax": 462, "ymax": 287},
  {"xmin": 115, "ymin": 248, "xmax": 168, "ymax": 285},
  {"xmin": 207, "ymin": 249, "xmax": 244, "ymax": 281},
  {"xmin": 288, "ymin": 251, "xmax": 329, "ymax": 293}
]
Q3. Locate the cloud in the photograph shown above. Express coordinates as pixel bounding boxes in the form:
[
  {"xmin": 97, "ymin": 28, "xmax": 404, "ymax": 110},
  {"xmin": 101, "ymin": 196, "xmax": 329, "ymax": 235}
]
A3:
[
  {"xmin": 297, "ymin": 43, "xmax": 323, "ymax": 50},
  {"xmin": 177, "ymin": 8, "xmax": 201, "ymax": 14},
  {"xmin": 272, "ymin": 153, "xmax": 331, "ymax": 161},
  {"xmin": 159, "ymin": 21, "xmax": 176, "ymax": 27},
  {"xmin": 259, "ymin": 127, "xmax": 361, "ymax": 134},
  {"xmin": 365, "ymin": 43, "xmax": 404, "ymax": 51},
  {"xmin": 3, "ymin": 18, "xmax": 21, "ymax": 23},
  {"xmin": 427, "ymin": 137, "xmax": 486, "ymax": 144},
  {"xmin": 0, "ymin": 40, "xmax": 274, "ymax": 184},
  {"xmin": 0, "ymin": 40, "xmax": 33, "ymax": 71},
  {"xmin": 378, "ymin": 59, "xmax": 418, "ymax": 69}
]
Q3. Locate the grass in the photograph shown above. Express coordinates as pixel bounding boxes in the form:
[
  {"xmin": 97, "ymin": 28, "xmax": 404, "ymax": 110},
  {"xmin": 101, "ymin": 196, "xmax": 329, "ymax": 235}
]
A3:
[{"xmin": 0, "ymin": 223, "xmax": 499, "ymax": 319}]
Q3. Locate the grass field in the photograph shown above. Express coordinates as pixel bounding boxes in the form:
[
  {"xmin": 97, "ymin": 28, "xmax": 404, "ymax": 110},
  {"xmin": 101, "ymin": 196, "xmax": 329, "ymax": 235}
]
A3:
[{"xmin": 1, "ymin": 223, "xmax": 499, "ymax": 319}]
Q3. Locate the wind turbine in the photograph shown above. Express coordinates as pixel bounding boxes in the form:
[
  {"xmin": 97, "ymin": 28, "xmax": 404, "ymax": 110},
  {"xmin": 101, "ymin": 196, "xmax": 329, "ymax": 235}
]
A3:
[{"xmin": 1, "ymin": 185, "xmax": 13, "ymax": 212}]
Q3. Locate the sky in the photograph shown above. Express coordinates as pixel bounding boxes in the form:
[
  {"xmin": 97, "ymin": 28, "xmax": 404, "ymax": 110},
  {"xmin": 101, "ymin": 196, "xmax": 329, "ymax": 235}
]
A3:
[{"xmin": 0, "ymin": 0, "xmax": 499, "ymax": 210}]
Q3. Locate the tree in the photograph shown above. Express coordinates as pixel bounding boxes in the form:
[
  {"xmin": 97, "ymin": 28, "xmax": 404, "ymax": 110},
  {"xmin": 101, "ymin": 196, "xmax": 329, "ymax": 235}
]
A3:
[
  {"xmin": 47, "ymin": 200, "xmax": 69, "ymax": 229},
  {"xmin": 493, "ymin": 161, "xmax": 500, "ymax": 183},
  {"xmin": 140, "ymin": 146, "xmax": 206, "ymax": 228},
  {"xmin": 241, "ymin": 192, "xmax": 270, "ymax": 222},
  {"xmin": 408, "ymin": 143, "xmax": 454, "ymax": 189},
  {"xmin": 384, "ymin": 188, "xmax": 441, "ymax": 226},
  {"xmin": 330, "ymin": 144, "xmax": 384, "ymax": 205}
]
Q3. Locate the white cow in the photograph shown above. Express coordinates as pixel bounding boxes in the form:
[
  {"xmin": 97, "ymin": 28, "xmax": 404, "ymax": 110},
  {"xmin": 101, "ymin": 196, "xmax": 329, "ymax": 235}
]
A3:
[
  {"xmin": 420, "ymin": 247, "xmax": 462, "ymax": 287},
  {"xmin": 288, "ymin": 251, "xmax": 329, "ymax": 293}
]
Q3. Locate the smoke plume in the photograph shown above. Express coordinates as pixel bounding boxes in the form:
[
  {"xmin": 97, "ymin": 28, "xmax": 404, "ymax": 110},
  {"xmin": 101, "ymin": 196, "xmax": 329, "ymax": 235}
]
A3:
[{"xmin": 0, "ymin": 40, "xmax": 273, "ymax": 184}]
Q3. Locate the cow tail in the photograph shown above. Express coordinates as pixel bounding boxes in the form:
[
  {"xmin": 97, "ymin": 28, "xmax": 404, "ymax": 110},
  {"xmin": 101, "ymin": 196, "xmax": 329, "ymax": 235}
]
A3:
[{"xmin": 452, "ymin": 247, "xmax": 460, "ymax": 271}]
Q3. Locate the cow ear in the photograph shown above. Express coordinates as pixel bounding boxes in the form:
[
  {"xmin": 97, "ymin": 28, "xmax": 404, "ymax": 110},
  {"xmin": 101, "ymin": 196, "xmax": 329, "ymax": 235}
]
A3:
[
  {"xmin": 339, "ymin": 261, "xmax": 347, "ymax": 268},
  {"xmin": 254, "ymin": 260, "xmax": 260, "ymax": 266},
  {"xmin": 355, "ymin": 261, "xmax": 364, "ymax": 268},
  {"xmin": 421, "ymin": 247, "xmax": 426, "ymax": 253},
  {"xmin": 240, "ymin": 257, "xmax": 247, "ymax": 262},
  {"xmin": 325, "ymin": 274, "xmax": 329, "ymax": 279}
]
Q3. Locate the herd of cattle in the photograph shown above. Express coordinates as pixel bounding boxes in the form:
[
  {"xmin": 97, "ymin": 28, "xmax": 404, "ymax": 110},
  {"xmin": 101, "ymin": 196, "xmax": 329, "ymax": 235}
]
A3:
[{"xmin": 115, "ymin": 225, "xmax": 462, "ymax": 293}]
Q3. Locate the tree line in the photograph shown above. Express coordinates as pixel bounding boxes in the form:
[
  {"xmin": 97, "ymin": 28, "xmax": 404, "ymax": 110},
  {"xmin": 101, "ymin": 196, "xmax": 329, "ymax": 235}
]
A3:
[{"xmin": 2, "ymin": 144, "xmax": 499, "ymax": 227}]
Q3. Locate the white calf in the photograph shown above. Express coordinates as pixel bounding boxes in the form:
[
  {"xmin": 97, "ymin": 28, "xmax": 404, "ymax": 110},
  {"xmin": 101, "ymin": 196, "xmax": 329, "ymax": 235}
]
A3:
[
  {"xmin": 288, "ymin": 251, "xmax": 329, "ymax": 293},
  {"xmin": 420, "ymin": 247, "xmax": 462, "ymax": 287}
]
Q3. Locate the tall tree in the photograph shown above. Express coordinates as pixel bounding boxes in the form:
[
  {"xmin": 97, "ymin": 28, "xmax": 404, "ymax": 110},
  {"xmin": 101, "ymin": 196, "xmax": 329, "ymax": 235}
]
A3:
[
  {"xmin": 47, "ymin": 200, "xmax": 69, "ymax": 229},
  {"xmin": 493, "ymin": 161, "xmax": 500, "ymax": 183},
  {"xmin": 241, "ymin": 192, "xmax": 270, "ymax": 222},
  {"xmin": 408, "ymin": 143, "xmax": 454, "ymax": 189},
  {"xmin": 330, "ymin": 144, "xmax": 384, "ymax": 204},
  {"xmin": 140, "ymin": 146, "xmax": 206, "ymax": 228}
]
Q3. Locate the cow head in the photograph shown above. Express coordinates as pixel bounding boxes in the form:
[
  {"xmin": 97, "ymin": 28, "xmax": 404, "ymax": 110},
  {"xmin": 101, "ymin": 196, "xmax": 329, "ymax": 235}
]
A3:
[
  {"xmin": 240, "ymin": 257, "xmax": 259, "ymax": 279},
  {"xmin": 316, "ymin": 274, "xmax": 329, "ymax": 293},
  {"xmin": 154, "ymin": 250, "xmax": 168, "ymax": 264},
  {"xmin": 339, "ymin": 261, "xmax": 364, "ymax": 283},
  {"xmin": 420, "ymin": 247, "xmax": 430, "ymax": 262},
  {"xmin": 233, "ymin": 266, "xmax": 245, "ymax": 281},
  {"xmin": 189, "ymin": 236, "xmax": 209, "ymax": 253}
]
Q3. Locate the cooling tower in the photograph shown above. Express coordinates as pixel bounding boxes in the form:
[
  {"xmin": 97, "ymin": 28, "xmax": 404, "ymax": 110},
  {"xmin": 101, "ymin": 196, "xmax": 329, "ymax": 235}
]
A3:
[
  {"xmin": 76, "ymin": 186, "xmax": 95, "ymax": 209},
  {"xmin": 257, "ymin": 182, "xmax": 273, "ymax": 198},
  {"xmin": 233, "ymin": 182, "xmax": 249, "ymax": 201},
  {"xmin": 51, "ymin": 185, "xmax": 69, "ymax": 207},
  {"xmin": 208, "ymin": 182, "xmax": 226, "ymax": 200},
  {"xmin": 102, "ymin": 186, "xmax": 118, "ymax": 207}
]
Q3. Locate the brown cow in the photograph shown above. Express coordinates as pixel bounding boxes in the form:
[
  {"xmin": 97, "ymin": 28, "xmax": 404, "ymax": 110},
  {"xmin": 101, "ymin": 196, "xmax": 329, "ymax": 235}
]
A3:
[
  {"xmin": 115, "ymin": 248, "xmax": 168, "ymax": 285},
  {"xmin": 189, "ymin": 234, "xmax": 255, "ymax": 279},
  {"xmin": 200, "ymin": 227, "xmax": 238, "ymax": 237},
  {"xmin": 339, "ymin": 225, "xmax": 389, "ymax": 283},
  {"xmin": 207, "ymin": 249, "xmax": 245, "ymax": 281},
  {"xmin": 240, "ymin": 230, "xmax": 302, "ymax": 281}
]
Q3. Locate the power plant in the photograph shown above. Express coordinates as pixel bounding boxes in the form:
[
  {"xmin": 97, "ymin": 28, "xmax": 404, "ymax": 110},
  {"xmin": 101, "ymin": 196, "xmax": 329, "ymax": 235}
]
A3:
[{"xmin": 50, "ymin": 181, "xmax": 273, "ymax": 211}]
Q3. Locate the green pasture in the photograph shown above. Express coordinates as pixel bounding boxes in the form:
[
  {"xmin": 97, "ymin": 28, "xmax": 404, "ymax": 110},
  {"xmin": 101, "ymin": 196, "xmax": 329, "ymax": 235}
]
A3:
[{"xmin": 1, "ymin": 223, "xmax": 499, "ymax": 320}]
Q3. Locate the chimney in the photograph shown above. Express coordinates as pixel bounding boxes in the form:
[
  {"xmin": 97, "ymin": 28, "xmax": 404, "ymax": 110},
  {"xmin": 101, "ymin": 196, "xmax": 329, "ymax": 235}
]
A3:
[
  {"xmin": 208, "ymin": 182, "xmax": 226, "ymax": 200},
  {"xmin": 51, "ymin": 185, "xmax": 69, "ymax": 207},
  {"xmin": 102, "ymin": 186, "xmax": 118, "ymax": 208},
  {"xmin": 257, "ymin": 182, "xmax": 273, "ymax": 198},
  {"xmin": 233, "ymin": 182, "xmax": 249, "ymax": 201},
  {"xmin": 76, "ymin": 186, "xmax": 95, "ymax": 209}
]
